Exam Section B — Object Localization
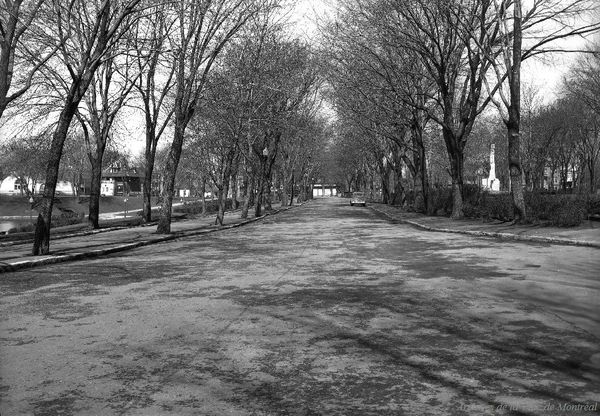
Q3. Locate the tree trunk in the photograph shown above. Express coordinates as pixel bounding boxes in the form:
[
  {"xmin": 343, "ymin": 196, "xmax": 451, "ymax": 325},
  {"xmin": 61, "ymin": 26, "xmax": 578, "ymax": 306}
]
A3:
[
  {"xmin": 507, "ymin": 126, "xmax": 526, "ymax": 221},
  {"xmin": 264, "ymin": 176, "xmax": 272, "ymax": 212},
  {"xmin": 414, "ymin": 151, "xmax": 431, "ymax": 214},
  {"xmin": 280, "ymin": 172, "xmax": 289, "ymax": 207},
  {"xmin": 380, "ymin": 168, "xmax": 390, "ymax": 204},
  {"xmin": 439, "ymin": 102, "xmax": 466, "ymax": 218},
  {"xmin": 240, "ymin": 173, "xmax": 250, "ymax": 219},
  {"xmin": 245, "ymin": 177, "xmax": 256, "ymax": 218},
  {"xmin": 289, "ymin": 172, "xmax": 294, "ymax": 206},
  {"xmin": 392, "ymin": 177, "xmax": 404, "ymax": 206},
  {"xmin": 215, "ymin": 181, "xmax": 229, "ymax": 226},
  {"xmin": 413, "ymin": 129, "xmax": 431, "ymax": 214},
  {"xmin": 230, "ymin": 172, "xmax": 239, "ymax": 210},
  {"xmin": 507, "ymin": 0, "xmax": 527, "ymax": 222},
  {"xmin": 247, "ymin": 179, "xmax": 256, "ymax": 214},
  {"xmin": 254, "ymin": 151, "xmax": 270, "ymax": 217},
  {"xmin": 215, "ymin": 150, "xmax": 234, "ymax": 226},
  {"xmin": 444, "ymin": 132, "xmax": 464, "ymax": 219},
  {"xmin": 33, "ymin": 101, "xmax": 79, "ymax": 255},
  {"xmin": 88, "ymin": 157, "xmax": 102, "ymax": 229},
  {"xmin": 254, "ymin": 176, "xmax": 264, "ymax": 217},
  {"xmin": 142, "ymin": 136, "xmax": 157, "ymax": 222},
  {"xmin": 157, "ymin": 120, "xmax": 185, "ymax": 234},
  {"xmin": 589, "ymin": 159, "xmax": 595, "ymax": 193},
  {"xmin": 200, "ymin": 179, "xmax": 207, "ymax": 215}
]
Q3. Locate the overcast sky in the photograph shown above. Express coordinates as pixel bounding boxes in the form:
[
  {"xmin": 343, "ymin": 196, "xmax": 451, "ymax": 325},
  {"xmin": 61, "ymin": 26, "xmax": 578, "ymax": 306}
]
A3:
[
  {"xmin": 0, "ymin": 1, "xmax": 595, "ymax": 154},
  {"xmin": 291, "ymin": 0, "xmax": 596, "ymax": 103}
]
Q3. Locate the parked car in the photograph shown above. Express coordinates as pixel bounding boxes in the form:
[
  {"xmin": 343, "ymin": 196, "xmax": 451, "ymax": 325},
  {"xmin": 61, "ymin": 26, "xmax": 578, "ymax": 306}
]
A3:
[{"xmin": 350, "ymin": 192, "xmax": 366, "ymax": 207}]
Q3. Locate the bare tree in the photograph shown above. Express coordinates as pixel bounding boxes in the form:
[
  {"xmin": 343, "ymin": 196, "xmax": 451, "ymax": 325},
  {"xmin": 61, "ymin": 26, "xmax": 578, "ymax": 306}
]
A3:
[
  {"xmin": 327, "ymin": 0, "xmax": 503, "ymax": 217},
  {"xmin": 32, "ymin": 0, "xmax": 143, "ymax": 255},
  {"xmin": 566, "ymin": 44, "xmax": 600, "ymax": 192},
  {"xmin": 0, "ymin": 0, "xmax": 57, "ymax": 120},
  {"xmin": 60, "ymin": 130, "xmax": 90, "ymax": 196},
  {"xmin": 567, "ymin": 42, "xmax": 600, "ymax": 115},
  {"xmin": 482, "ymin": 0, "xmax": 600, "ymax": 221},
  {"xmin": 76, "ymin": 47, "xmax": 140, "ymax": 229},
  {"xmin": 156, "ymin": 0, "xmax": 264, "ymax": 233},
  {"xmin": 249, "ymin": 40, "xmax": 320, "ymax": 217},
  {"xmin": 0, "ymin": 133, "xmax": 49, "ymax": 195},
  {"xmin": 179, "ymin": 14, "xmax": 323, "ymax": 224},
  {"xmin": 278, "ymin": 112, "xmax": 327, "ymax": 207},
  {"xmin": 386, "ymin": 0, "xmax": 507, "ymax": 218},
  {"xmin": 132, "ymin": 4, "xmax": 176, "ymax": 222},
  {"xmin": 322, "ymin": 1, "xmax": 441, "ymax": 211}
]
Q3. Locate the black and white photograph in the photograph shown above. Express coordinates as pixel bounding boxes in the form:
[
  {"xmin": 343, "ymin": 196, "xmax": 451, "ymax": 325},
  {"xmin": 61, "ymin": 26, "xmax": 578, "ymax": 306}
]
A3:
[{"xmin": 0, "ymin": 0, "xmax": 599, "ymax": 414}]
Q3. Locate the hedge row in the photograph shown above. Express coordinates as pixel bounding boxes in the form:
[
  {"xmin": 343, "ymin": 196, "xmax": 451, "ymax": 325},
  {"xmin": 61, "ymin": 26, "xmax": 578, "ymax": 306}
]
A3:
[{"xmin": 428, "ymin": 185, "xmax": 599, "ymax": 226}]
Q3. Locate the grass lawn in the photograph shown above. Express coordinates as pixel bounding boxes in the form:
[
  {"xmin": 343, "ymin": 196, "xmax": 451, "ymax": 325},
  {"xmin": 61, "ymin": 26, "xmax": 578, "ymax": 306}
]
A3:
[{"xmin": 0, "ymin": 195, "xmax": 148, "ymax": 217}]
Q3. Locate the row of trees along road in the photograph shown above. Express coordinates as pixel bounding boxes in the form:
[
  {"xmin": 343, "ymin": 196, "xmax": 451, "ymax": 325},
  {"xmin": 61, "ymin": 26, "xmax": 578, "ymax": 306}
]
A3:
[
  {"xmin": 2, "ymin": 0, "xmax": 598, "ymax": 254},
  {"xmin": 322, "ymin": 0, "xmax": 600, "ymax": 219},
  {"xmin": 183, "ymin": 16, "xmax": 322, "ymax": 226},
  {"xmin": 0, "ymin": 0, "xmax": 327, "ymax": 254},
  {"xmin": 517, "ymin": 52, "xmax": 600, "ymax": 194}
]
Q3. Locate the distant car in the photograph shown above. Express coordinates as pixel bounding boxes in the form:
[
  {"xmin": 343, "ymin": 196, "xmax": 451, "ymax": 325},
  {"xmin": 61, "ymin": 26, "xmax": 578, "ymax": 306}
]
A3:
[{"xmin": 350, "ymin": 192, "xmax": 366, "ymax": 207}]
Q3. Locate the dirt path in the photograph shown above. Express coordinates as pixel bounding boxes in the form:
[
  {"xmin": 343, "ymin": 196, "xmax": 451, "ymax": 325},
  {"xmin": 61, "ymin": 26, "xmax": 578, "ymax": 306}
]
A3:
[{"xmin": 1, "ymin": 199, "xmax": 598, "ymax": 415}]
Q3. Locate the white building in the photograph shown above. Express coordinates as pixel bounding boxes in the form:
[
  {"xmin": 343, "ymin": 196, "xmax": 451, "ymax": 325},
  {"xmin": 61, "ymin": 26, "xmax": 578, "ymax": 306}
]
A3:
[
  {"xmin": 0, "ymin": 175, "xmax": 76, "ymax": 196},
  {"xmin": 312, "ymin": 184, "xmax": 337, "ymax": 197},
  {"xmin": 543, "ymin": 166, "xmax": 576, "ymax": 190},
  {"xmin": 100, "ymin": 165, "xmax": 144, "ymax": 196},
  {"xmin": 0, "ymin": 175, "xmax": 29, "ymax": 195}
]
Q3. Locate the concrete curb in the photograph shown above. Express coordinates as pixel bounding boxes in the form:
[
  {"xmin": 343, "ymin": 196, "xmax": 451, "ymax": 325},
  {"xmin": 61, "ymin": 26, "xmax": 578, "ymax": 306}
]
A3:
[
  {"xmin": 370, "ymin": 206, "xmax": 600, "ymax": 249},
  {"xmin": 0, "ymin": 204, "xmax": 299, "ymax": 274}
]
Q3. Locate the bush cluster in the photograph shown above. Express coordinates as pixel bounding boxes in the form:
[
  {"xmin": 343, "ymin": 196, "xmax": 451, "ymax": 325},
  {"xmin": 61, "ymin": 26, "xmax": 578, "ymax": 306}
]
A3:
[
  {"xmin": 54, "ymin": 208, "xmax": 85, "ymax": 226},
  {"xmin": 428, "ymin": 186, "xmax": 454, "ymax": 216},
  {"xmin": 427, "ymin": 186, "xmax": 596, "ymax": 227},
  {"xmin": 525, "ymin": 193, "xmax": 588, "ymax": 226}
]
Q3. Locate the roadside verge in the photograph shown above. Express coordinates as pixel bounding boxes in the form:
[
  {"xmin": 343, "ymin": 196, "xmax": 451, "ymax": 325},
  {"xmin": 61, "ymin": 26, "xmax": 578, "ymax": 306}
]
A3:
[
  {"xmin": 0, "ymin": 205, "xmax": 300, "ymax": 274},
  {"xmin": 369, "ymin": 204, "xmax": 600, "ymax": 249}
]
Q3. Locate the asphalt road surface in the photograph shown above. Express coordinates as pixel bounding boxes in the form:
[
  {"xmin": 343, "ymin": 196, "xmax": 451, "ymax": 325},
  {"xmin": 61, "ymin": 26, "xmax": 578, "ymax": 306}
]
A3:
[{"xmin": 1, "ymin": 198, "xmax": 599, "ymax": 415}]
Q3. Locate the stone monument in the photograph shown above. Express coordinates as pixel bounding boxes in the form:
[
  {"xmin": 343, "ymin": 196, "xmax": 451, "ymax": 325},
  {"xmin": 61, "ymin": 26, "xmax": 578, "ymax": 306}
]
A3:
[{"xmin": 482, "ymin": 144, "xmax": 500, "ymax": 192}]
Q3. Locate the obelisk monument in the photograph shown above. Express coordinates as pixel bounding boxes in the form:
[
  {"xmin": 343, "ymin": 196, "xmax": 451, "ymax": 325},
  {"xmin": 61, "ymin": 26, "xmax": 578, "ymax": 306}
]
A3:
[{"xmin": 484, "ymin": 144, "xmax": 500, "ymax": 191}]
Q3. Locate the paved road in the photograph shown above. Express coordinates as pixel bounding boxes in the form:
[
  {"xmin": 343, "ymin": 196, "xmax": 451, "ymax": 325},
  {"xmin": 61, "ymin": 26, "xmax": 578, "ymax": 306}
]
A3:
[{"xmin": 1, "ymin": 198, "xmax": 598, "ymax": 415}]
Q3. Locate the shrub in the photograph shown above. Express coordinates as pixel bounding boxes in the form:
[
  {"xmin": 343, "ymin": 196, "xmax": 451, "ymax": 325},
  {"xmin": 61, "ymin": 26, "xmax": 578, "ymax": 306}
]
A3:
[
  {"xmin": 462, "ymin": 201, "xmax": 483, "ymax": 218},
  {"xmin": 458, "ymin": 190, "xmax": 588, "ymax": 226},
  {"xmin": 462, "ymin": 184, "xmax": 483, "ymax": 205},
  {"xmin": 587, "ymin": 194, "xmax": 600, "ymax": 216},
  {"xmin": 525, "ymin": 193, "xmax": 587, "ymax": 227},
  {"xmin": 482, "ymin": 193, "xmax": 513, "ymax": 222},
  {"xmin": 550, "ymin": 199, "xmax": 586, "ymax": 226},
  {"xmin": 428, "ymin": 187, "xmax": 453, "ymax": 216},
  {"xmin": 54, "ymin": 208, "xmax": 85, "ymax": 227}
]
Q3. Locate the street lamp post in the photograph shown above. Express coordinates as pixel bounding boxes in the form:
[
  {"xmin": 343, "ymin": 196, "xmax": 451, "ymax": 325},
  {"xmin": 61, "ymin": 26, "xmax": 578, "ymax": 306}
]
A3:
[
  {"xmin": 255, "ymin": 147, "xmax": 269, "ymax": 218},
  {"xmin": 29, "ymin": 196, "xmax": 34, "ymax": 223}
]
